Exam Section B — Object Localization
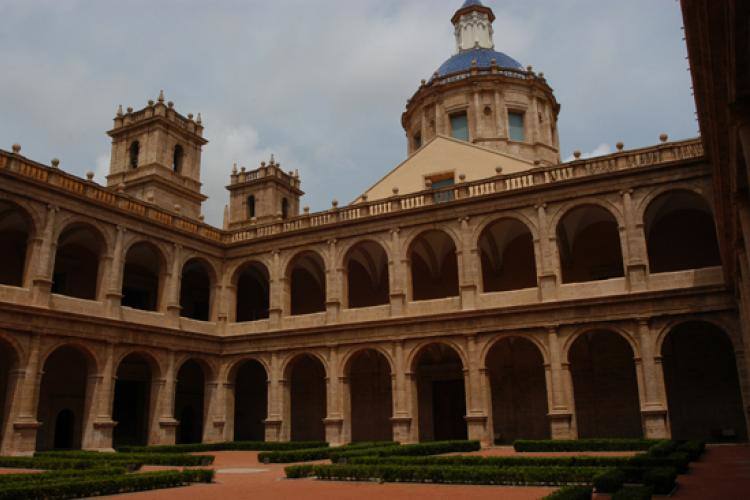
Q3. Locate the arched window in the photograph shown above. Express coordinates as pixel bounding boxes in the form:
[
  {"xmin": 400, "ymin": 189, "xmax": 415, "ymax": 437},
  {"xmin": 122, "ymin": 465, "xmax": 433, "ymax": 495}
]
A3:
[
  {"xmin": 122, "ymin": 242, "xmax": 163, "ymax": 312},
  {"xmin": 0, "ymin": 201, "xmax": 32, "ymax": 287},
  {"xmin": 409, "ymin": 230, "xmax": 459, "ymax": 301},
  {"xmin": 479, "ymin": 219, "xmax": 537, "ymax": 292},
  {"xmin": 179, "ymin": 259, "xmax": 212, "ymax": 321},
  {"xmin": 234, "ymin": 262, "xmax": 270, "ymax": 322},
  {"xmin": 172, "ymin": 145, "xmax": 184, "ymax": 173},
  {"xmin": 287, "ymin": 252, "xmax": 326, "ymax": 315},
  {"xmin": 247, "ymin": 195, "xmax": 256, "ymax": 219},
  {"xmin": 129, "ymin": 141, "xmax": 140, "ymax": 169},
  {"xmin": 345, "ymin": 241, "xmax": 390, "ymax": 308},
  {"xmin": 52, "ymin": 224, "xmax": 104, "ymax": 300},
  {"xmin": 414, "ymin": 344, "xmax": 467, "ymax": 441},
  {"xmin": 281, "ymin": 198, "xmax": 289, "ymax": 220}
]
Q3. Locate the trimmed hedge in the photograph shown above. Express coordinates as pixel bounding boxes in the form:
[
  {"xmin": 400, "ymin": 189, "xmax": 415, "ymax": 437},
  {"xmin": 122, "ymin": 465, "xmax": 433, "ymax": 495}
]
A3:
[
  {"xmin": 514, "ymin": 439, "xmax": 662, "ymax": 452},
  {"xmin": 259, "ymin": 441, "xmax": 397, "ymax": 464},
  {"xmin": 593, "ymin": 469, "xmax": 627, "ymax": 493},
  {"xmin": 543, "ymin": 486, "xmax": 593, "ymax": 500},
  {"xmin": 117, "ymin": 440, "xmax": 327, "ymax": 454},
  {"xmin": 36, "ymin": 451, "xmax": 213, "ymax": 467},
  {"xmin": 612, "ymin": 486, "xmax": 654, "ymax": 500},
  {"xmin": 285, "ymin": 464, "xmax": 609, "ymax": 485},
  {"xmin": 0, "ymin": 469, "xmax": 214, "ymax": 500},
  {"xmin": 595, "ymin": 466, "xmax": 677, "ymax": 495},
  {"xmin": 0, "ymin": 467, "xmax": 127, "ymax": 484},
  {"xmin": 641, "ymin": 466, "xmax": 677, "ymax": 495},
  {"xmin": 0, "ymin": 456, "xmax": 141, "ymax": 471},
  {"xmin": 676, "ymin": 441, "xmax": 706, "ymax": 461},
  {"xmin": 330, "ymin": 440, "xmax": 480, "ymax": 462}
]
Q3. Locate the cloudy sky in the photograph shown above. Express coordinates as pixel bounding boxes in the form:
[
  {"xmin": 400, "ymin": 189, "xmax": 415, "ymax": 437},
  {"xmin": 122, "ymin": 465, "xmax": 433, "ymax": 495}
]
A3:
[{"xmin": 0, "ymin": 0, "xmax": 695, "ymax": 226}]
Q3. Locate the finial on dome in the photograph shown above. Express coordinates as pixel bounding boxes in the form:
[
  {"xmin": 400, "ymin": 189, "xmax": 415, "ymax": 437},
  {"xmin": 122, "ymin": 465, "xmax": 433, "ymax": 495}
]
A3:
[
  {"xmin": 232, "ymin": 163, "xmax": 238, "ymax": 175},
  {"xmin": 158, "ymin": 90, "xmax": 165, "ymax": 103},
  {"xmin": 270, "ymin": 154, "xmax": 275, "ymax": 165},
  {"xmin": 116, "ymin": 104, "xmax": 123, "ymax": 117},
  {"xmin": 196, "ymin": 113, "xmax": 202, "ymax": 125}
]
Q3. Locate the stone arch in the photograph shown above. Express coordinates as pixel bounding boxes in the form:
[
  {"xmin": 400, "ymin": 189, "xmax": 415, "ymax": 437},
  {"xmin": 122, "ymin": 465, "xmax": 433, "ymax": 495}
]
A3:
[
  {"xmin": 661, "ymin": 321, "xmax": 747, "ymax": 441},
  {"xmin": 36, "ymin": 344, "xmax": 97, "ymax": 450},
  {"xmin": 344, "ymin": 348, "xmax": 393, "ymax": 442},
  {"xmin": 174, "ymin": 358, "xmax": 211, "ymax": 444},
  {"xmin": 407, "ymin": 229, "xmax": 459, "ymax": 301},
  {"xmin": 0, "ymin": 200, "xmax": 35, "ymax": 287},
  {"xmin": 52, "ymin": 222, "xmax": 108, "ymax": 300},
  {"xmin": 284, "ymin": 353, "xmax": 327, "ymax": 441},
  {"xmin": 233, "ymin": 261, "xmax": 270, "ymax": 322},
  {"xmin": 478, "ymin": 218, "xmax": 537, "ymax": 292},
  {"xmin": 230, "ymin": 358, "xmax": 269, "ymax": 442},
  {"xmin": 122, "ymin": 241, "xmax": 167, "ymax": 311},
  {"xmin": 0, "ymin": 335, "xmax": 21, "ymax": 449},
  {"xmin": 556, "ymin": 204, "xmax": 625, "ymax": 283},
  {"xmin": 643, "ymin": 190, "xmax": 721, "ymax": 273},
  {"xmin": 484, "ymin": 336, "xmax": 549, "ymax": 442},
  {"xmin": 411, "ymin": 342, "xmax": 467, "ymax": 441},
  {"xmin": 286, "ymin": 251, "xmax": 326, "ymax": 316},
  {"xmin": 567, "ymin": 329, "xmax": 642, "ymax": 438},
  {"xmin": 113, "ymin": 352, "xmax": 158, "ymax": 447},
  {"xmin": 344, "ymin": 240, "xmax": 390, "ymax": 308},
  {"xmin": 179, "ymin": 257, "xmax": 215, "ymax": 321}
]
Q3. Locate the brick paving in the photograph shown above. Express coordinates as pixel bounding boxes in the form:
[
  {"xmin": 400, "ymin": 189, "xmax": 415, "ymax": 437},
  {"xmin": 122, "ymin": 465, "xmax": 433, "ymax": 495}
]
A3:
[{"xmin": 672, "ymin": 445, "xmax": 750, "ymax": 500}]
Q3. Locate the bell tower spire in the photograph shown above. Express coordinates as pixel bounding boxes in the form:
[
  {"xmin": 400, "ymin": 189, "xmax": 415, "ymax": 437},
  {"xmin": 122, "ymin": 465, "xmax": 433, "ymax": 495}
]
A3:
[{"xmin": 452, "ymin": 0, "xmax": 496, "ymax": 52}]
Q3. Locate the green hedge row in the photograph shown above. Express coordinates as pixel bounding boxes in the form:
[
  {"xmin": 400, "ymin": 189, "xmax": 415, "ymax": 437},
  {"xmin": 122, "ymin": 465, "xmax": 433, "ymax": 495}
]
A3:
[
  {"xmin": 543, "ymin": 486, "xmax": 593, "ymax": 500},
  {"xmin": 0, "ymin": 469, "xmax": 214, "ymax": 500},
  {"xmin": 513, "ymin": 439, "xmax": 662, "ymax": 452},
  {"xmin": 285, "ymin": 464, "xmax": 610, "ymax": 485},
  {"xmin": 0, "ymin": 467, "xmax": 127, "ymax": 485},
  {"xmin": 612, "ymin": 486, "xmax": 654, "ymax": 500},
  {"xmin": 0, "ymin": 456, "xmax": 141, "ymax": 471},
  {"xmin": 593, "ymin": 466, "xmax": 677, "ymax": 495},
  {"xmin": 117, "ymin": 440, "xmax": 327, "ymax": 454},
  {"xmin": 258, "ymin": 441, "xmax": 396, "ymax": 463},
  {"xmin": 330, "ymin": 440, "xmax": 480, "ymax": 462},
  {"xmin": 36, "ymin": 451, "xmax": 213, "ymax": 466}
]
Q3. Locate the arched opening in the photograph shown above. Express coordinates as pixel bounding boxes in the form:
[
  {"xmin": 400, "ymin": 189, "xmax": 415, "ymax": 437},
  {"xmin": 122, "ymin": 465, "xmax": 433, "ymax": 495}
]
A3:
[
  {"xmin": 409, "ymin": 230, "xmax": 459, "ymax": 301},
  {"xmin": 281, "ymin": 198, "xmax": 289, "ymax": 219},
  {"xmin": 179, "ymin": 259, "xmax": 212, "ymax": 321},
  {"xmin": 113, "ymin": 353, "xmax": 154, "ymax": 448},
  {"xmin": 645, "ymin": 191, "xmax": 721, "ymax": 273},
  {"xmin": 235, "ymin": 262, "xmax": 270, "ymax": 322},
  {"xmin": 557, "ymin": 205, "xmax": 624, "ymax": 283},
  {"xmin": 479, "ymin": 219, "xmax": 537, "ymax": 292},
  {"xmin": 233, "ymin": 359, "xmax": 268, "ymax": 441},
  {"xmin": 348, "ymin": 350, "xmax": 393, "ymax": 442},
  {"xmin": 288, "ymin": 252, "xmax": 326, "ymax": 316},
  {"xmin": 346, "ymin": 241, "xmax": 390, "ymax": 308},
  {"xmin": 172, "ymin": 145, "xmax": 184, "ymax": 173},
  {"xmin": 0, "ymin": 340, "xmax": 18, "ymax": 446},
  {"xmin": 247, "ymin": 195, "xmax": 256, "ymax": 219},
  {"xmin": 414, "ymin": 344, "xmax": 467, "ymax": 441},
  {"xmin": 52, "ymin": 224, "xmax": 104, "ymax": 300},
  {"xmin": 36, "ymin": 346, "xmax": 92, "ymax": 450},
  {"xmin": 122, "ymin": 243, "xmax": 163, "ymax": 311},
  {"xmin": 569, "ymin": 331, "xmax": 642, "ymax": 438},
  {"xmin": 486, "ymin": 337, "xmax": 549, "ymax": 443},
  {"xmin": 288, "ymin": 355, "xmax": 326, "ymax": 441},
  {"xmin": 175, "ymin": 360, "xmax": 206, "ymax": 444},
  {"xmin": 662, "ymin": 322, "xmax": 747, "ymax": 441},
  {"xmin": 129, "ymin": 141, "xmax": 140, "ymax": 169},
  {"xmin": 0, "ymin": 201, "xmax": 31, "ymax": 287}
]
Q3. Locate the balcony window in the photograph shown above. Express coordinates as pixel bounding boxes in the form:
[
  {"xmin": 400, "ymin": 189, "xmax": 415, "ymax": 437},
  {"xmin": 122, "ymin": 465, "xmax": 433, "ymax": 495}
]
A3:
[
  {"xmin": 509, "ymin": 111, "xmax": 525, "ymax": 142},
  {"xmin": 450, "ymin": 112, "xmax": 469, "ymax": 141},
  {"xmin": 428, "ymin": 173, "xmax": 455, "ymax": 203}
]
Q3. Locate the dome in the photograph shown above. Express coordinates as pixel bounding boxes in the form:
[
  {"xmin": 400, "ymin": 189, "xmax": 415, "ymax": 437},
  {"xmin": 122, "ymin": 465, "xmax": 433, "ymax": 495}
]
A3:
[{"xmin": 435, "ymin": 48, "xmax": 523, "ymax": 77}]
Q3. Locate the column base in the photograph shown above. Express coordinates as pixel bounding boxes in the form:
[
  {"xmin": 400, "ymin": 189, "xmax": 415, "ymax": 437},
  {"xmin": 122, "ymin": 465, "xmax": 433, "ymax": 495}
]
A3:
[
  {"xmin": 151, "ymin": 418, "xmax": 178, "ymax": 446},
  {"xmin": 464, "ymin": 414, "xmax": 491, "ymax": 447},
  {"xmin": 390, "ymin": 416, "xmax": 413, "ymax": 444},
  {"xmin": 82, "ymin": 419, "xmax": 117, "ymax": 451},
  {"xmin": 3, "ymin": 420, "xmax": 42, "ymax": 456},
  {"xmin": 324, "ymin": 418, "xmax": 344, "ymax": 446},
  {"xmin": 264, "ymin": 419, "xmax": 283, "ymax": 442},
  {"xmin": 641, "ymin": 407, "xmax": 670, "ymax": 439},
  {"xmin": 547, "ymin": 411, "xmax": 576, "ymax": 440}
]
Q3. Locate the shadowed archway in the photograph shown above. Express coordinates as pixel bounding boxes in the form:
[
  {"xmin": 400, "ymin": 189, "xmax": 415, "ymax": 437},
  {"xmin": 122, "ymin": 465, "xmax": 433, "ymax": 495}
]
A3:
[
  {"xmin": 113, "ymin": 353, "xmax": 154, "ymax": 447},
  {"xmin": 288, "ymin": 355, "xmax": 327, "ymax": 441},
  {"xmin": 233, "ymin": 359, "xmax": 268, "ymax": 441},
  {"xmin": 414, "ymin": 344, "xmax": 467, "ymax": 441},
  {"xmin": 175, "ymin": 360, "xmax": 207, "ymax": 444},
  {"xmin": 347, "ymin": 350, "xmax": 393, "ymax": 442},
  {"xmin": 409, "ymin": 230, "xmax": 459, "ymax": 301},
  {"xmin": 0, "ymin": 201, "xmax": 32, "ymax": 287},
  {"xmin": 479, "ymin": 219, "xmax": 537, "ymax": 292},
  {"xmin": 345, "ymin": 242, "xmax": 390, "ymax": 308}
]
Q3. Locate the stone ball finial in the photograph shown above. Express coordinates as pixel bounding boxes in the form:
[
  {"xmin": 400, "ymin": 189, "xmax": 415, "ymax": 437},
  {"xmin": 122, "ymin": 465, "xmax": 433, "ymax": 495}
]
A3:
[
  {"xmin": 490, "ymin": 58, "xmax": 497, "ymax": 66},
  {"xmin": 420, "ymin": 79, "xmax": 426, "ymax": 86},
  {"xmin": 86, "ymin": 171, "xmax": 94, "ymax": 181},
  {"xmin": 187, "ymin": 113, "xmax": 194, "ymax": 121},
  {"xmin": 304, "ymin": 206, "xmax": 310, "ymax": 214},
  {"xmin": 261, "ymin": 161, "xmax": 266, "ymax": 168},
  {"xmin": 539, "ymin": 72, "xmax": 545, "ymax": 78},
  {"xmin": 148, "ymin": 100, "xmax": 154, "ymax": 106},
  {"xmin": 332, "ymin": 199, "xmax": 339, "ymax": 208},
  {"xmin": 425, "ymin": 179, "xmax": 433, "ymax": 188},
  {"xmin": 659, "ymin": 133, "xmax": 669, "ymax": 143},
  {"xmin": 495, "ymin": 166, "xmax": 503, "ymax": 174},
  {"xmin": 471, "ymin": 59, "xmax": 477, "ymax": 67},
  {"xmin": 433, "ymin": 71, "xmax": 439, "ymax": 78},
  {"xmin": 534, "ymin": 160, "xmax": 541, "ymax": 166},
  {"xmin": 167, "ymin": 101, "xmax": 174, "ymax": 109},
  {"xmin": 459, "ymin": 173, "xmax": 466, "ymax": 182},
  {"xmin": 126, "ymin": 107, "xmax": 133, "ymax": 114},
  {"xmin": 174, "ymin": 204, "xmax": 181, "ymax": 213},
  {"xmin": 51, "ymin": 158, "xmax": 60, "ymax": 168},
  {"xmin": 392, "ymin": 187, "xmax": 399, "ymax": 195},
  {"xmin": 117, "ymin": 183, "xmax": 126, "ymax": 193},
  {"xmin": 240, "ymin": 167, "xmax": 246, "ymax": 173},
  {"xmin": 11, "ymin": 143, "xmax": 21, "ymax": 154},
  {"xmin": 616, "ymin": 142, "xmax": 624, "ymax": 151},
  {"xmin": 361, "ymin": 194, "xmax": 368, "ymax": 202},
  {"xmin": 199, "ymin": 215, "xmax": 205, "ymax": 221},
  {"xmin": 527, "ymin": 65, "xmax": 533, "ymax": 73},
  {"xmin": 573, "ymin": 150, "xmax": 582, "ymax": 159}
]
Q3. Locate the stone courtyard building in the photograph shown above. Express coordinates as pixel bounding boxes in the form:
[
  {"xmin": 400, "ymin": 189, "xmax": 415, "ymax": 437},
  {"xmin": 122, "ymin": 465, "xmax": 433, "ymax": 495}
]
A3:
[{"xmin": 0, "ymin": 0, "xmax": 747, "ymax": 455}]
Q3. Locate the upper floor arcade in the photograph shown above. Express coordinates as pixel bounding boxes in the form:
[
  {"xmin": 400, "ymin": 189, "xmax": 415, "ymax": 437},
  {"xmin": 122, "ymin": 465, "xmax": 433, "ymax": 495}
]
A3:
[{"xmin": 0, "ymin": 137, "xmax": 722, "ymax": 337}]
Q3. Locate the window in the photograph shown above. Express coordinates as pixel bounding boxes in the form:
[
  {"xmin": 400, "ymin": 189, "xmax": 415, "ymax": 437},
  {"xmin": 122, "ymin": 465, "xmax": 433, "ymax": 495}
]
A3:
[
  {"xmin": 508, "ymin": 112, "xmax": 525, "ymax": 142},
  {"xmin": 247, "ymin": 195, "xmax": 255, "ymax": 219},
  {"xmin": 413, "ymin": 132, "xmax": 422, "ymax": 150},
  {"xmin": 281, "ymin": 198, "xmax": 289, "ymax": 219},
  {"xmin": 427, "ymin": 173, "xmax": 455, "ymax": 203},
  {"xmin": 450, "ymin": 112, "xmax": 469, "ymax": 141},
  {"xmin": 173, "ymin": 145, "xmax": 184, "ymax": 173},
  {"xmin": 129, "ymin": 141, "xmax": 140, "ymax": 169}
]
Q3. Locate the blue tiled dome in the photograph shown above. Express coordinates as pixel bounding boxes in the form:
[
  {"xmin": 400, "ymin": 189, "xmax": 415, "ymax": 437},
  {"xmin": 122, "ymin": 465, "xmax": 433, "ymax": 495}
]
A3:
[{"xmin": 436, "ymin": 48, "xmax": 523, "ymax": 77}]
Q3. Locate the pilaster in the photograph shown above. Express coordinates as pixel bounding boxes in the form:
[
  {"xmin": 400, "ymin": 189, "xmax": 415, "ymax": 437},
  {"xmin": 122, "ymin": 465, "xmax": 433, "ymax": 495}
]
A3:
[{"xmin": 545, "ymin": 327, "xmax": 576, "ymax": 439}]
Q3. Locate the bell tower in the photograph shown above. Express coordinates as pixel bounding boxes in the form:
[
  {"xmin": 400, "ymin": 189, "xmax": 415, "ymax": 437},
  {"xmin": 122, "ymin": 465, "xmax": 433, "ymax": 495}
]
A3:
[{"xmin": 106, "ymin": 91, "xmax": 208, "ymax": 220}]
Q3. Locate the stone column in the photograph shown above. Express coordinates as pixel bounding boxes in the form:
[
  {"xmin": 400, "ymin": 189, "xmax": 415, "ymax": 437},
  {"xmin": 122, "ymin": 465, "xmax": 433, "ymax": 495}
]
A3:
[
  {"xmin": 390, "ymin": 341, "xmax": 413, "ymax": 443},
  {"xmin": 153, "ymin": 351, "xmax": 178, "ymax": 445},
  {"xmin": 268, "ymin": 250, "xmax": 283, "ymax": 329},
  {"xmin": 82, "ymin": 343, "xmax": 116, "ymax": 451},
  {"xmin": 202, "ymin": 378, "xmax": 226, "ymax": 443},
  {"xmin": 105, "ymin": 226, "xmax": 126, "ymax": 317},
  {"xmin": 324, "ymin": 347, "xmax": 344, "ymax": 445},
  {"xmin": 457, "ymin": 217, "xmax": 478, "ymax": 310},
  {"xmin": 325, "ymin": 240, "xmax": 342, "ymax": 324},
  {"xmin": 0, "ymin": 334, "xmax": 42, "ymax": 456},
  {"xmin": 464, "ymin": 335, "xmax": 491, "ymax": 446},
  {"xmin": 535, "ymin": 204, "xmax": 558, "ymax": 300},
  {"xmin": 388, "ymin": 229, "xmax": 407, "ymax": 315},
  {"xmin": 621, "ymin": 189, "xmax": 648, "ymax": 292},
  {"xmin": 545, "ymin": 327, "xmax": 576, "ymax": 439},
  {"xmin": 265, "ymin": 352, "xmax": 284, "ymax": 442},
  {"xmin": 30, "ymin": 205, "xmax": 58, "ymax": 307},
  {"xmin": 636, "ymin": 319, "xmax": 670, "ymax": 438},
  {"xmin": 164, "ymin": 244, "xmax": 183, "ymax": 326}
]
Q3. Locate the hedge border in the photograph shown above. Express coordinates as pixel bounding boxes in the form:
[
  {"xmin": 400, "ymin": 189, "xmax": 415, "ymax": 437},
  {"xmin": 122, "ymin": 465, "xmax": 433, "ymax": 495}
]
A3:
[{"xmin": 117, "ymin": 441, "xmax": 326, "ymax": 454}]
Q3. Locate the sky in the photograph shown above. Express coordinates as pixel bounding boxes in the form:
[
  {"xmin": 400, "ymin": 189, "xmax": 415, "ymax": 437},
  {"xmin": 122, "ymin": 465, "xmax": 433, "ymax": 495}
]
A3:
[{"xmin": 0, "ymin": 0, "xmax": 696, "ymax": 226}]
